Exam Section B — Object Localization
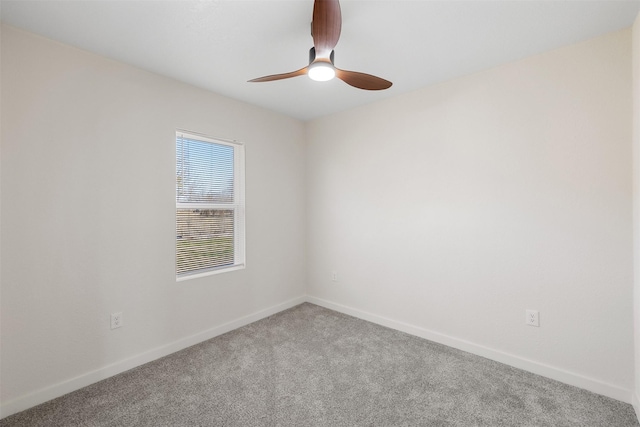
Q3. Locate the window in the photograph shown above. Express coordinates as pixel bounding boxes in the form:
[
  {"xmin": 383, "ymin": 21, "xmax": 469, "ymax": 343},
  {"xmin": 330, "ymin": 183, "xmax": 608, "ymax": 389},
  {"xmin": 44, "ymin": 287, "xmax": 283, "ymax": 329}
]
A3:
[{"xmin": 176, "ymin": 131, "xmax": 245, "ymax": 279}]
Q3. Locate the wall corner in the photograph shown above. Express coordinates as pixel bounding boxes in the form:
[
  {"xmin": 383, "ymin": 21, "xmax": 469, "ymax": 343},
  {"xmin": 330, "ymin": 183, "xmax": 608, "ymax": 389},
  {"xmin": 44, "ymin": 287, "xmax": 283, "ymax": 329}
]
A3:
[{"xmin": 632, "ymin": 10, "xmax": 640, "ymax": 422}]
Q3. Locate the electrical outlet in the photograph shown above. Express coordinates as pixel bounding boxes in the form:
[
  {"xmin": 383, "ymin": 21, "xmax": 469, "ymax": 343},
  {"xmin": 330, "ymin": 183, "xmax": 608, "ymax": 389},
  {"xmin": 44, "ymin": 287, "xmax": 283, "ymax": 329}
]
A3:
[
  {"xmin": 526, "ymin": 309, "xmax": 539, "ymax": 327},
  {"xmin": 331, "ymin": 271, "xmax": 338, "ymax": 282},
  {"xmin": 111, "ymin": 312, "xmax": 123, "ymax": 329}
]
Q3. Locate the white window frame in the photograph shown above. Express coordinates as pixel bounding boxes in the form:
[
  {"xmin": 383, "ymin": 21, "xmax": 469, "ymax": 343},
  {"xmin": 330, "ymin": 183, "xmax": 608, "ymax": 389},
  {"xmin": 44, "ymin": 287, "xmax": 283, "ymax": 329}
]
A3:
[{"xmin": 176, "ymin": 130, "xmax": 245, "ymax": 281}]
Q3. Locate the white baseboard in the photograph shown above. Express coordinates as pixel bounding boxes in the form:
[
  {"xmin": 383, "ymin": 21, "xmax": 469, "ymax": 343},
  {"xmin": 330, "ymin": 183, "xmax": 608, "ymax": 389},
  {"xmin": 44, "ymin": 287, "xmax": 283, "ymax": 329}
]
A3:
[
  {"xmin": 306, "ymin": 296, "xmax": 633, "ymax": 404},
  {"xmin": 0, "ymin": 296, "xmax": 306, "ymax": 419},
  {"xmin": 633, "ymin": 392, "xmax": 640, "ymax": 423}
]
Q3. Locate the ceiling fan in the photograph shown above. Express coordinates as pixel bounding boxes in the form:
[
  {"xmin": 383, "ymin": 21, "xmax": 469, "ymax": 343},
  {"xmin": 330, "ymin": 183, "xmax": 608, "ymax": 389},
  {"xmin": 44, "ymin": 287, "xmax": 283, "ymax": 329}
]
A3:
[{"xmin": 248, "ymin": 0, "xmax": 392, "ymax": 91}]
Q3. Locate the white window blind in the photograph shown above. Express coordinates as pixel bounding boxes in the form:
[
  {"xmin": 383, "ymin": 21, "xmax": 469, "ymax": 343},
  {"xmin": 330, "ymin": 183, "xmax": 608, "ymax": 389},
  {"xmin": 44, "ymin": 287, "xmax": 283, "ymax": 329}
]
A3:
[{"xmin": 176, "ymin": 131, "xmax": 245, "ymax": 279}]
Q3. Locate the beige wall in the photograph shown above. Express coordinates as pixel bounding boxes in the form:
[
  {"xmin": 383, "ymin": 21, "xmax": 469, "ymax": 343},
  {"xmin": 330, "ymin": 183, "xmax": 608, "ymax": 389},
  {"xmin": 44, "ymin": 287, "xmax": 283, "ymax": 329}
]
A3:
[
  {"xmin": 306, "ymin": 29, "xmax": 634, "ymax": 400},
  {"xmin": 0, "ymin": 25, "xmax": 307, "ymax": 414},
  {"xmin": 633, "ymin": 11, "xmax": 640, "ymax": 416}
]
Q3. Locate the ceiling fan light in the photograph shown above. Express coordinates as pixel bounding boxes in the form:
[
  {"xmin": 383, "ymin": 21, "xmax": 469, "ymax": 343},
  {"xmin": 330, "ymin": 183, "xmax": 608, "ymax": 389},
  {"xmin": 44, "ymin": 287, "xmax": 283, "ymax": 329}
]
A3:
[{"xmin": 308, "ymin": 63, "xmax": 336, "ymax": 82}]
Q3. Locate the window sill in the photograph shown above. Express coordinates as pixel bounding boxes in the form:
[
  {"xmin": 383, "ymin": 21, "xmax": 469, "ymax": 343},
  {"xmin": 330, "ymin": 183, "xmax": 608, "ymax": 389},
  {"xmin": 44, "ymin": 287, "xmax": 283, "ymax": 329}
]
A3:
[{"xmin": 176, "ymin": 264, "xmax": 245, "ymax": 282}]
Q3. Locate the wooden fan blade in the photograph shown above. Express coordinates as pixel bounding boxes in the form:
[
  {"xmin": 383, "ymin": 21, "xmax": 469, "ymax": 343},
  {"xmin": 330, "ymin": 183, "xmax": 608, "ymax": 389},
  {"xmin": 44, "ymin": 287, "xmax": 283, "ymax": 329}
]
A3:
[
  {"xmin": 312, "ymin": 0, "xmax": 341, "ymax": 58},
  {"xmin": 335, "ymin": 68, "xmax": 392, "ymax": 90},
  {"xmin": 248, "ymin": 67, "xmax": 308, "ymax": 83}
]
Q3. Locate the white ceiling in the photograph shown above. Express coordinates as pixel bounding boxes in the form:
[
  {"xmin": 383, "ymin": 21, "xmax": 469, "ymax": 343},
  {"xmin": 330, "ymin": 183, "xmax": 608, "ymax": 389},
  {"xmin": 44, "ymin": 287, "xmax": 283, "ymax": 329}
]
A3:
[{"xmin": 2, "ymin": 0, "xmax": 639, "ymax": 121}]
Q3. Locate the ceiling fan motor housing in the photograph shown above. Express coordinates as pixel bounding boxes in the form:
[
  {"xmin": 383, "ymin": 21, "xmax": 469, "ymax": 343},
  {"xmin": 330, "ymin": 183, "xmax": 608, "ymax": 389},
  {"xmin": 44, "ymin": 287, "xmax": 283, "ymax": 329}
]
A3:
[{"xmin": 309, "ymin": 47, "xmax": 335, "ymax": 65}]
